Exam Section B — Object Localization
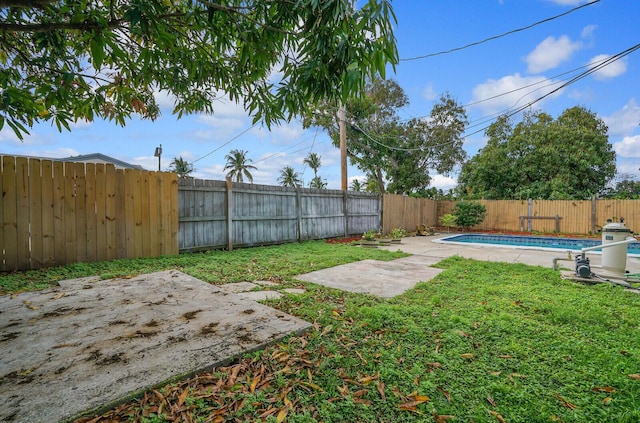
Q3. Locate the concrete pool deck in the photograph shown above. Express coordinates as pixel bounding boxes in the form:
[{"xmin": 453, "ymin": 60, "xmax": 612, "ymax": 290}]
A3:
[
  {"xmin": 382, "ymin": 233, "xmax": 640, "ymax": 273},
  {"xmin": 297, "ymin": 234, "xmax": 640, "ymax": 296}
]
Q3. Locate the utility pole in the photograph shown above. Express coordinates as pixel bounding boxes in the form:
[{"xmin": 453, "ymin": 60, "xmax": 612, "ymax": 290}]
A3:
[
  {"xmin": 339, "ymin": 103, "xmax": 347, "ymax": 191},
  {"xmin": 154, "ymin": 144, "xmax": 162, "ymax": 171}
]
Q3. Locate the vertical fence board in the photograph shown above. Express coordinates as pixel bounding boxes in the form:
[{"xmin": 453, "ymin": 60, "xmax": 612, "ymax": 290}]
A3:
[
  {"xmin": 95, "ymin": 164, "xmax": 107, "ymax": 261},
  {"xmin": 105, "ymin": 165, "xmax": 117, "ymax": 261},
  {"xmin": 85, "ymin": 163, "xmax": 97, "ymax": 263},
  {"xmin": 123, "ymin": 170, "xmax": 136, "ymax": 257},
  {"xmin": 2, "ymin": 157, "xmax": 17, "ymax": 270},
  {"xmin": 16, "ymin": 157, "xmax": 30, "ymax": 269},
  {"xmin": 115, "ymin": 169, "xmax": 126, "ymax": 258},
  {"xmin": 167, "ymin": 172, "xmax": 178, "ymax": 254},
  {"xmin": 52, "ymin": 162, "xmax": 66, "ymax": 266},
  {"xmin": 141, "ymin": 170, "xmax": 151, "ymax": 257},
  {"xmin": 131, "ymin": 170, "xmax": 143, "ymax": 258},
  {"xmin": 41, "ymin": 160, "xmax": 55, "ymax": 268},
  {"xmin": 28, "ymin": 159, "xmax": 43, "ymax": 269},
  {"xmin": 73, "ymin": 162, "xmax": 87, "ymax": 262},
  {"xmin": 157, "ymin": 173, "xmax": 167, "ymax": 254},
  {"xmin": 148, "ymin": 172, "xmax": 159, "ymax": 256}
]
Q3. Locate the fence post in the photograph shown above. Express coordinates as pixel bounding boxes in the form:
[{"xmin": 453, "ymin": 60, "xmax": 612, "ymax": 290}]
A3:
[
  {"xmin": 226, "ymin": 177, "xmax": 233, "ymax": 251},
  {"xmin": 296, "ymin": 187, "xmax": 302, "ymax": 242},
  {"xmin": 591, "ymin": 196, "xmax": 597, "ymax": 234},
  {"xmin": 527, "ymin": 198, "xmax": 533, "ymax": 231},
  {"xmin": 343, "ymin": 190, "xmax": 349, "ymax": 238}
]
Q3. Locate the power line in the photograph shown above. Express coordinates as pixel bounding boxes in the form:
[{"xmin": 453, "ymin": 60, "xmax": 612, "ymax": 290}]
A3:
[
  {"xmin": 339, "ymin": 42, "xmax": 639, "ymax": 152},
  {"xmin": 191, "ymin": 123, "xmax": 258, "ymax": 164},
  {"xmin": 401, "ymin": 0, "xmax": 600, "ymax": 61},
  {"xmin": 252, "ymin": 134, "xmax": 318, "ymax": 165},
  {"xmin": 463, "ymin": 42, "xmax": 640, "ymax": 138}
]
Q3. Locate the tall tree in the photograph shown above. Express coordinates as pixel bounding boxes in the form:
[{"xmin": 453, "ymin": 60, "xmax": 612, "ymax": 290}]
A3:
[
  {"xmin": 0, "ymin": 0, "xmax": 398, "ymax": 139},
  {"xmin": 304, "ymin": 79, "xmax": 467, "ymax": 195},
  {"xmin": 224, "ymin": 149, "xmax": 257, "ymax": 183},
  {"xmin": 457, "ymin": 107, "xmax": 616, "ymax": 199},
  {"xmin": 278, "ymin": 166, "xmax": 302, "ymax": 187},
  {"xmin": 168, "ymin": 156, "xmax": 195, "ymax": 178}
]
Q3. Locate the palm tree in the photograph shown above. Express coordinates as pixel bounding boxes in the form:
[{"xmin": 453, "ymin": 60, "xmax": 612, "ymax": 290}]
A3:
[
  {"xmin": 309, "ymin": 176, "xmax": 327, "ymax": 189},
  {"xmin": 168, "ymin": 156, "xmax": 195, "ymax": 178},
  {"xmin": 303, "ymin": 152, "xmax": 321, "ymax": 177},
  {"xmin": 278, "ymin": 166, "xmax": 302, "ymax": 187},
  {"xmin": 224, "ymin": 149, "xmax": 257, "ymax": 183},
  {"xmin": 350, "ymin": 179, "xmax": 362, "ymax": 192}
]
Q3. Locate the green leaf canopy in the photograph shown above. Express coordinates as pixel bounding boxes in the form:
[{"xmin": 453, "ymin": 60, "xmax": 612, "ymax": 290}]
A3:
[
  {"xmin": 457, "ymin": 107, "xmax": 617, "ymax": 200},
  {"xmin": 0, "ymin": 0, "xmax": 398, "ymax": 139}
]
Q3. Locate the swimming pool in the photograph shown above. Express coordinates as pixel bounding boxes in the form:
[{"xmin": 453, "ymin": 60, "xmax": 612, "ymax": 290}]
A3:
[{"xmin": 436, "ymin": 233, "xmax": 640, "ymax": 257}]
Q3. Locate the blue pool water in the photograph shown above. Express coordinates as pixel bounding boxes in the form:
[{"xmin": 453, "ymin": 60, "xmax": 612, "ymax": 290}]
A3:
[{"xmin": 438, "ymin": 234, "xmax": 640, "ymax": 256}]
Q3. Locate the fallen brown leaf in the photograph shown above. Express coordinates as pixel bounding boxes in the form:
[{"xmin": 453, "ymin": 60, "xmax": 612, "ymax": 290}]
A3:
[
  {"xmin": 592, "ymin": 386, "xmax": 616, "ymax": 393},
  {"xmin": 460, "ymin": 353, "xmax": 474, "ymax": 360},
  {"xmin": 553, "ymin": 393, "xmax": 579, "ymax": 409},
  {"xmin": 489, "ymin": 410, "xmax": 508, "ymax": 423},
  {"xmin": 499, "ymin": 355, "xmax": 514, "ymax": 359},
  {"xmin": 276, "ymin": 408, "xmax": 287, "ymax": 423},
  {"xmin": 177, "ymin": 387, "xmax": 189, "ymax": 407},
  {"xmin": 377, "ymin": 380, "xmax": 386, "ymax": 401},
  {"xmin": 437, "ymin": 386, "xmax": 451, "ymax": 402},
  {"xmin": 628, "ymin": 374, "xmax": 640, "ymax": 380},
  {"xmin": 433, "ymin": 411, "xmax": 455, "ymax": 422},
  {"xmin": 603, "ymin": 397, "xmax": 613, "ymax": 405}
]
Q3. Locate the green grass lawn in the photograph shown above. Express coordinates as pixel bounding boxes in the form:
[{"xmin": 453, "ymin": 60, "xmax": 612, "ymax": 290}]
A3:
[{"xmin": 3, "ymin": 242, "xmax": 639, "ymax": 422}]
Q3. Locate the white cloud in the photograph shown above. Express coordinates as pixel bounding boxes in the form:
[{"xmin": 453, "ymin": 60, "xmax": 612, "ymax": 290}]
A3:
[
  {"xmin": 422, "ymin": 83, "xmax": 437, "ymax": 101},
  {"xmin": 525, "ymin": 35, "xmax": 582, "ymax": 74},
  {"xmin": 588, "ymin": 54, "xmax": 627, "ymax": 80},
  {"xmin": 153, "ymin": 89, "xmax": 177, "ymax": 110},
  {"xmin": 0, "ymin": 127, "xmax": 50, "ymax": 147},
  {"xmin": 198, "ymin": 115, "xmax": 245, "ymax": 132},
  {"xmin": 616, "ymin": 160, "xmax": 640, "ymax": 178},
  {"xmin": 603, "ymin": 99, "xmax": 640, "ymax": 136},
  {"xmin": 581, "ymin": 24, "xmax": 597, "ymax": 39},
  {"xmin": 614, "ymin": 135, "xmax": 640, "ymax": 159},
  {"xmin": 430, "ymin": 174, "xmax": 457, "ymax": 191},
  {"xmin": 470, "ymin": 73, "xmax": 563, "ymax": 115}
]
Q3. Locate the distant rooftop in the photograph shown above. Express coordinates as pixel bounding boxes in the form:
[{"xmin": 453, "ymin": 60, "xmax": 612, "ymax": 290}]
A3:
[{"xmin": 61, "ymin": 153, "xmax": 144, "ymax": 170}]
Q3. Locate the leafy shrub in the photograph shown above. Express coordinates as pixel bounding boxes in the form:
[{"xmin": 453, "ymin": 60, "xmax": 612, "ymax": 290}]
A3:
[
  {"xmin": 439, "ymin": 214, "xmax": 457, "ymax": 231},
  {"xmin": 452, "ymin": 201, "xmax": 487, "ymax": 229}
]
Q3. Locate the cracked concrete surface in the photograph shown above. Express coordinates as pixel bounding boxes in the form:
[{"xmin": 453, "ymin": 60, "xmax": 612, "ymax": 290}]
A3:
[{"xmin": 0, "ymin": 270, "xmax": 310, "ymax": 423}]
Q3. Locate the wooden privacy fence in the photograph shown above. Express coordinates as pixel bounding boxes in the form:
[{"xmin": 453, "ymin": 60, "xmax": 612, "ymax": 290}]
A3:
[
  {"xmin": 435, "ymin": 198, "xmax": 640, "ymax": 234},
  {"xmin": 1, "ymin": 155, "xmax": 178, "ymax": 271},
  {"xmin": 381, "ymin": 194, "xmax": 438, "ymax": 233},
  {"xmin": 178, "ymin": 178, "xmax": 381, "ymax": 251}
]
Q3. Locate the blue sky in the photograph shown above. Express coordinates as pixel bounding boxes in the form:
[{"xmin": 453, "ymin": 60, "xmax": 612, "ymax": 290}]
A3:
[{"xmin": 2, "ymin": 0, "xmax": 639, "ymax": 190}]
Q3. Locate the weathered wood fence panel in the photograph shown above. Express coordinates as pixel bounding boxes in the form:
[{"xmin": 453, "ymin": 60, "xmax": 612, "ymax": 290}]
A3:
[
  {"xmin": 177, "ymin": 179, "xmax": 381, "ymax": 251},
  {"xmin": 0, "ymin": 155, "xmax": 178, "ymax": 271},
  {"xmin": 381, "ymin": 194, "xmax": 437, "ymax": 233},
  {"xmin": 431, "ymin": 198, "xmax": 640, "ymax": 234}
]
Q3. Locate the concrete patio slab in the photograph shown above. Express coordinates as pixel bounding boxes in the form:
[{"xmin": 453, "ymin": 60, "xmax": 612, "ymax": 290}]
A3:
[
  {"xmin": 219, "ymin": 281, "xmax": 260, "ymax": 293},
  {"xmin": 296, "ymin": 256, "xmax": 444, "ymax": 298},
  {"xmin": 237, "ymin": 291, "xmax": 284, "ymax": 301},
  {"xmin": 0, "ymin": 270, "xmax": 310, "ymax": 423}
]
